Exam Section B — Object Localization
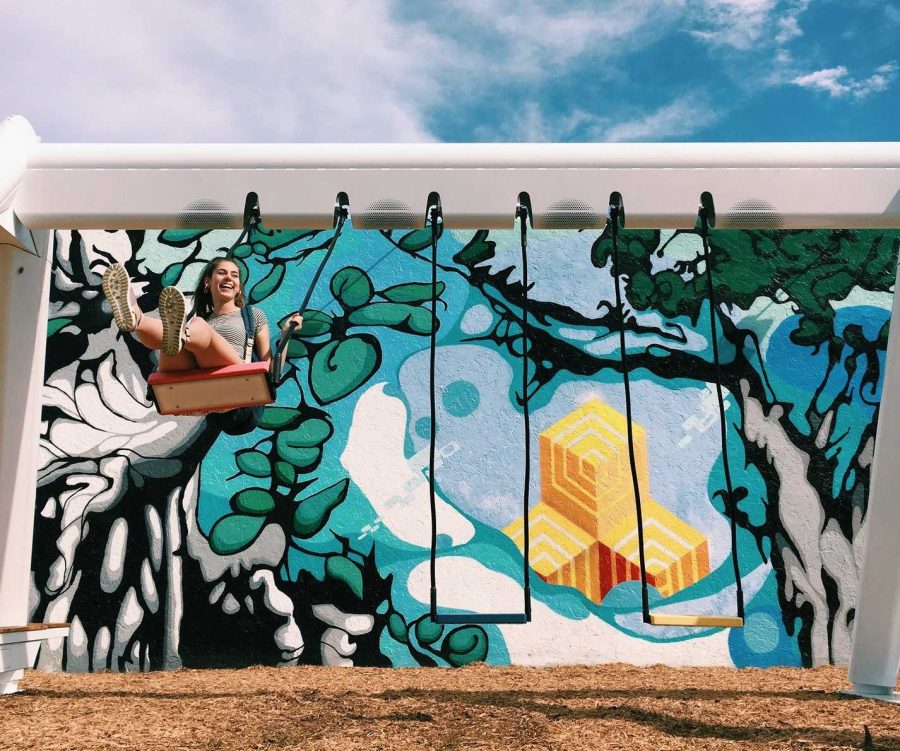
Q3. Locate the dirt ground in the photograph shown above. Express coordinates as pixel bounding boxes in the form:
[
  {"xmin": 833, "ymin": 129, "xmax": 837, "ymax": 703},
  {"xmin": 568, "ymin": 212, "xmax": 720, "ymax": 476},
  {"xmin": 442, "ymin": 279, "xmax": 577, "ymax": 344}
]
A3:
[{"xmin": 2, "ymin": 664, "xmax": 898, "ymax": 751}]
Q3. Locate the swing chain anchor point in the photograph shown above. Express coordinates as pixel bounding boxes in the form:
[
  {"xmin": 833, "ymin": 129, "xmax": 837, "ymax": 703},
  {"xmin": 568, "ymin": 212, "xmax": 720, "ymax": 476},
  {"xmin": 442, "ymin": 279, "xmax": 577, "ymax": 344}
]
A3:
[
  {"xmin": 243, "ymin": 191, "xmax": 261, "ymax": 231},
  {"xmin": 333, "ymin": 191, "xmax": 350, "ymax": 228}
]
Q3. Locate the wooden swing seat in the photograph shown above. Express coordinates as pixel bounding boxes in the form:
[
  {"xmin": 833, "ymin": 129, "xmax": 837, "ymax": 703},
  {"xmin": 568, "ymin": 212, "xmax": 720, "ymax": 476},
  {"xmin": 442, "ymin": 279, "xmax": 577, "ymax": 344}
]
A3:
[
  {"xmin": 649, "ymin": 614, "xmax": 744, "ymax": 628},
  {"xmin": 148, "ymin": 361, "xmax": 275, "ymax": 416}
]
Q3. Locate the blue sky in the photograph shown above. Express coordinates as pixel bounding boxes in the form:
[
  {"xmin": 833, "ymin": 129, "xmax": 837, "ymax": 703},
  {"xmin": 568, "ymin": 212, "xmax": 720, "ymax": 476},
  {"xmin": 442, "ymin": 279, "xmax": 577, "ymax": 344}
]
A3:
[{"xmin": 3, "ymin": 1, "xmax": 897, "ymax": 142}]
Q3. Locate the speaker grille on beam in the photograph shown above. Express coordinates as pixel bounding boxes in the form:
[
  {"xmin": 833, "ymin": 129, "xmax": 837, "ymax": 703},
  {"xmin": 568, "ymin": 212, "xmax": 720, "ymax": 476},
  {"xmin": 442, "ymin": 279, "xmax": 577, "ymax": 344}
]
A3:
[
  {"xmin": 539, "ymin": 199, "xmax": 602, "ymax": 229},
  {"xmin": 176, "ymin": 199, "xmax": 236, "ymax": 229},
  {"xmin": 356, "ymin": 199, "xmax": 418, "ymax": 229},
  {"xmin": 722, "ymin": 199, "xmax": 784, "ymax": 229}
]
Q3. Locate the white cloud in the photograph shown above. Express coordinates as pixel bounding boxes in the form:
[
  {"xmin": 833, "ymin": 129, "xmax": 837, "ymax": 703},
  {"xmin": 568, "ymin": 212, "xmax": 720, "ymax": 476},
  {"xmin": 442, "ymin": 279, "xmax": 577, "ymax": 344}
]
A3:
[
  {"xmin": 775, "ymin": 15, "xmax": 803, "ymax": 44},
  {"xmin": 452, "ymin": 0, "xmax": 678, "ymax": 75},
  {"xmin": 2, "ymin": 0, "xmax": 891, "ymax": 145},
  {"xmin": 689, "ymin": 0, "xmax": 777, "ymax": 50},
  {"xmin": 475, "ymin": 93, "xmax": 721, "ymax": 144},
  {"xmin": 603, "ymin": 95, "xmax": 721, "ymax": 141},
  {"xmin": 1, "ymin": 0, "xmax": 693, "ymax": 142},
  {"xmin": 1, "ymin": 1, "xmax": 451, "ymax": 142},
  {"xmin": 790, "ymin": 61, "xmax": 898, "ymax": 98},
  {"xmin": 479, "ymin": 93, "xmax": 721, "ymax": 143},
  {"xmin": 480, "ymin": 102, "xmax": 596, "ymax": 142},
  {"xmin": 689, "ymin": 0, "xmax": 813, "ymax": 55}
]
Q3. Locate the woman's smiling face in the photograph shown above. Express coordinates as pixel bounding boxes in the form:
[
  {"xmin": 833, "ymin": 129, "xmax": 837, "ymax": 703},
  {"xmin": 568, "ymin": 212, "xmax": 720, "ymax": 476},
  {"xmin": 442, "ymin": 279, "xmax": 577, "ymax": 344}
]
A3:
[{"xmin": 208, "ymin": 260, "xmax": 242, "ymax": 306}]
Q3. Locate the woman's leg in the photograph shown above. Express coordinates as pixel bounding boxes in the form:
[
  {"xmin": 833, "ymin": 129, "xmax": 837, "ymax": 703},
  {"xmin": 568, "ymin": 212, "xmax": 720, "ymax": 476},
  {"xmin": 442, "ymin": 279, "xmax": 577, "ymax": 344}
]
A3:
[
  {"xmin": 130, "ymin": 316, "xmax": 200, "ymax": 371},
  {"xmin": 181, "ymin": 318, "xmax": 243, "ymax": 368},
  {"xmin": 134, "ymin": 312, "xmax": 241, "ymax": 369},
  {"xmin": 102, "ymin": 265, "xmax": 240, "ymax": 371}
]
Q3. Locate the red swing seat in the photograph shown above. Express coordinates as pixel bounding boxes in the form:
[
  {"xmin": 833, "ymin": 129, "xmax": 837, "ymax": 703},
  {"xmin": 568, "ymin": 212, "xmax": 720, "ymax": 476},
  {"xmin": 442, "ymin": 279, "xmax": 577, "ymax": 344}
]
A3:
[{"xmin": 148, "ymin": 361, "xmax": 275, "ymax": 416}]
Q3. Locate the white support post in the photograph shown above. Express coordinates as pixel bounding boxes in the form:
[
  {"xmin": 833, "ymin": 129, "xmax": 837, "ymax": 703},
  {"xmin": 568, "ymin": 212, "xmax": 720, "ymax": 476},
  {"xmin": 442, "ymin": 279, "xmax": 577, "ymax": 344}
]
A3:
[
  {"xmin": 0, "ymin": 216, "xmax": 58, "ymax": 694},
  {"xmin": 845, "ymin": 257, "xmax": 900, "ymax": 703}
]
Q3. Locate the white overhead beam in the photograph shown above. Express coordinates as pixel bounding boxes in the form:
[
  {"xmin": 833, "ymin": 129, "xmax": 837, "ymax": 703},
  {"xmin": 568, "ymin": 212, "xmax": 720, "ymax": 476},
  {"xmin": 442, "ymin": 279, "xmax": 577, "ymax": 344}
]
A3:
[
  {"xmin": 24, "ymin": 141, "xmax": 900, "ymax": 169},
  {"xmin": 3, "ymin": 117, "xmax": 897, "ymax": 230}
]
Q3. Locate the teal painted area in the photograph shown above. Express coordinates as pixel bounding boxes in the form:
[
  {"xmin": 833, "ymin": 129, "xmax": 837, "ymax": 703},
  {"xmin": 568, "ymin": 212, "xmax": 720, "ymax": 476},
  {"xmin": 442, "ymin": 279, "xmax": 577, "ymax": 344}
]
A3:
[
  {"xmin": 39, "ymin": 225, "xmax": 895, "ymax": 671},
  {"xmin": 193, "ymin": 226, "xmax": 897, "ymax": 667},
  {"xmin": 443, "ymin": 380, "xmax": 481, "ymax": 417}
]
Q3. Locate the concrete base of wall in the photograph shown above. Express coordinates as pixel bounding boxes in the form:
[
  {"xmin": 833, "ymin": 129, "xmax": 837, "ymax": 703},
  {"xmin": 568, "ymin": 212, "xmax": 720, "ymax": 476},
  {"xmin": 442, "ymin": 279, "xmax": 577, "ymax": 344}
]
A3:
[
  {"xmin": 0, "ymin": 625, "xmax": 70, "ymax": 695},
  {"xmin": 841, "ymin": 684, "xmax": 900, "ymax": 704}
]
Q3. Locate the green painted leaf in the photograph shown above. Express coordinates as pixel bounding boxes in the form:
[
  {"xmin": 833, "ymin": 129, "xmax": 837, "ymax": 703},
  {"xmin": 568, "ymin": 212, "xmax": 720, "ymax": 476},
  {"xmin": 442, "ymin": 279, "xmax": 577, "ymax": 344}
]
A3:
[
  {"xmin": 252, "ymin": 229, "xmax": 318, "ymax": 251},
  {"xmin": 249, "ymin": 264, "xmax": 285, "ymax": 303},
  {"xmin": 331, "ymin": 267, "xmax": 374, "ymax": 309},
  {"xmin": 235, "ymin": 450, "xmax": 271, "ymax": 478},
  {"xmin": 347, "ymin": 303, "xmax": 435, "ymax": 334},
  {"xmin": 282, "ymin": 418, "xmax": 332, "ymax": 447},
  {"xmin": 158, "ymin": 229, "xmax": 210, "ymax": 247},
  {"xmin": 274, "ymin": 461, "xmax": 297, "ymax": 486},
  {"xmin": 453, "ymin": 230, "xmax": 495, "ymax": 266},
  {"xmin": 161, "ymin": 263, "xmax": 184, "ymax": 288},
  {"xmin": 258, "ymin": 407, "xmax": 302, "ymax": 430},
  {"xmin": 380, "ymin": 281, "xmax": 444, "ymax": 304},
  {"xmin": 297, "ymin": 310, "xmax": 333, "ymax": 337},
  {"xmin": 415, "ymin": 618, "xmax": 444, "ymax": 646},
  {"xmin": 276, "ymin": 418, "xmax": 332, "ymax": 468},
  {"xmin": 208, "ymin": 514, "xmax": 266, "ymax": 555},
  {"xmin": 231, "ymin": 488, "xmax": 276, "ymax": 516},
  {"xmin": 286, "ymin": 340, "xmax": 308, "ymax": 359},
  {"xmin": 325, "ymin": 556, "xmax": 364, "ymax": 600},
  {"xmin": 443, "ymin": 625, "xmax": 489, "ymax": 667},
  {"xmin": 398, "ymin": 224, "xmax": 443, "ymax": 253},
  {"xmin": 309, "ymin": 336, "xmax": 381, "ymax": 404},
  {"xmin": 387, "ymin": 613, "xmax": 408, "ymax": 643},
  {"xmin": 276, "ymin": 444, "xmax": 321, "ymax": 471},
  {"xmin": 293, "ymin": 479, "xmax": 349, "ymax": 538},
  {"xmin": 231, "ymin": 243, "xmax": 253, "ymax": 259},
  {"xmin": 405, "ymin": 308, "xmax": 436, "ymax": 335},
  {"xmin": 47, "ymin": 317, "xmax": 73, "ymax": 336}
]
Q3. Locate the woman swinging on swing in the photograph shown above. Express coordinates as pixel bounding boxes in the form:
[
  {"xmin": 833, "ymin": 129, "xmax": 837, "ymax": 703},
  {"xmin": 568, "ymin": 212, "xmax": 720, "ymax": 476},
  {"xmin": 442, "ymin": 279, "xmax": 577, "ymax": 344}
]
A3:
[{"xmin": 101, "ymin": 258, "xmax": 301, "ymax": 432}]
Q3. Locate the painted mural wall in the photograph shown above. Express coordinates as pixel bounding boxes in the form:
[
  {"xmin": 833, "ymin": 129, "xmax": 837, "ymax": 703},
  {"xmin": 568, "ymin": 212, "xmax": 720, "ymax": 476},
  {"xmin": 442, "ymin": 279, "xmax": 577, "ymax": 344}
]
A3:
[{"xmin": 30, "ymin": 223, "xmax": 898, "ymax": 671}]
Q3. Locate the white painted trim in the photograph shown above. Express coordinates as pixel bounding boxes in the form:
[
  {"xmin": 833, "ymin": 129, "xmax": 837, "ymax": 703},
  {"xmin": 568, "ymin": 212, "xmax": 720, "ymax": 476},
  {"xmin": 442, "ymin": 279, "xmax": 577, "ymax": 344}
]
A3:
[
  {"xmin": 0, "ymin": 627, "xmax": 69, "ymax": 694},
  {"xmin": 2, "ymin": 117, "xmax": 898, "ymax": 230}
]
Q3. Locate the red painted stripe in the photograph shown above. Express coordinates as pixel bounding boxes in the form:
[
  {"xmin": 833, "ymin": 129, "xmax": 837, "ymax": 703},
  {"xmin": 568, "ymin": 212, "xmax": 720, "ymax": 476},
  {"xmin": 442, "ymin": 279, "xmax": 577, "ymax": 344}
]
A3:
[{"xmin": 600, "ymin": 545, "xmax": 612, "ymax": 597}]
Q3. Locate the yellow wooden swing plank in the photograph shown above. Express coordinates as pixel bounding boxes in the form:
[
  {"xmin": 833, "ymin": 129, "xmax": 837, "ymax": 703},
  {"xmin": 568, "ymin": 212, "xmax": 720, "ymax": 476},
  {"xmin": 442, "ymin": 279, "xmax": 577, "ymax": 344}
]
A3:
[{"xmin": 649, "ymin": 614, "xmax": 743, "ymax": 628}]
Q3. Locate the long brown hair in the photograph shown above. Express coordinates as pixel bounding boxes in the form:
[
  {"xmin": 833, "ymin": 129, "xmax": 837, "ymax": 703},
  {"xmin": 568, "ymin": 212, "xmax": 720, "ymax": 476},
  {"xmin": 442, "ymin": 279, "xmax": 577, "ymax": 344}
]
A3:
[{"xmin": 192, "ymin": 258, "xmax": 246, "ymax": 319}]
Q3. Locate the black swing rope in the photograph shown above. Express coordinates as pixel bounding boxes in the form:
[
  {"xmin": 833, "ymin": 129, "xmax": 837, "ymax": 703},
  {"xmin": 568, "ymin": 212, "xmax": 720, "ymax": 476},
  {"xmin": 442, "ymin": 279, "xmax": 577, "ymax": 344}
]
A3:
[
  {"xmin": 608, "ymin": 199, "xmax": 652, "ymax": 622},
  {"xmin": 224, "ymin": 192, "xmax": 262, "ymax": 262},
  {"xmin": 429, "ymin": 199, "xmax": 532, "ymax": 625},
  {"xmin": 609, "ymin": 195, "xmax": 744, "ymax": 625},
  {"xmin": 270, "ymin": 200, "xmax": 350, "ymax": 385},
  {"xmin": 698, "ymin": 203, "xmax": 745, "ymax": 621}
]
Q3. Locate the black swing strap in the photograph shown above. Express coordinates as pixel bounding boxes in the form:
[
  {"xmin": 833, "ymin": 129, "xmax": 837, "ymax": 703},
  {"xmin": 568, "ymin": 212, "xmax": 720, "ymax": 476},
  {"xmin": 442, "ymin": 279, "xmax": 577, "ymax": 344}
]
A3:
[
  {"xmin": 270, "ymin": 203, "xmax": 350, "ymax": 384},
  {"xmin": 429, "ymin": 199, "xmax": 532, "ymax": 625},
  {"xmin": 224, "ymin": 192, "xmax": 262, "ymax": 261},
  {"xmin": 608, "ymin": 197, "xmax": 653, "ymax": 623},
  {"xmin": 612, "ymin": 194, "xmax": 744, "ymax": 626},
  {"xmin": 698, "ymin": 203, "xmax": 745, "ymax": 620}
]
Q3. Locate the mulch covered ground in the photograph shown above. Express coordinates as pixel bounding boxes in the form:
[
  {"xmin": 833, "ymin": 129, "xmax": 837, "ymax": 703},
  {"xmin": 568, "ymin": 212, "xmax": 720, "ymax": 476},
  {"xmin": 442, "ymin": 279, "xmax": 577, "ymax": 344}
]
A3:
[{"xmin": 3, "ymin": 664, "xmax": 898, "ymax": 750}]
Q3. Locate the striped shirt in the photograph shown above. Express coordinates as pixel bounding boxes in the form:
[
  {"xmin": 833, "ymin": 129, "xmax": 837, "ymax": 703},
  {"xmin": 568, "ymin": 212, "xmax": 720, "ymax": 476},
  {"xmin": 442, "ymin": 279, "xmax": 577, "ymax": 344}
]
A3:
[{"xmin": 205, "ymin": 307, "xmax": 268, "ymax": 360}]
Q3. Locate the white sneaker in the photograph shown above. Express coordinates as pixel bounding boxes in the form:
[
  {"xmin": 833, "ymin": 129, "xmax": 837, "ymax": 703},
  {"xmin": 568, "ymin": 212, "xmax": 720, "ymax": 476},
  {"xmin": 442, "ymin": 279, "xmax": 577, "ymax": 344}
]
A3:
[
  {"xmin": 159, "ymin": 286, "xmax": 188, "ymax": 357},
  {"xmin": 101, "ymin": 263, "xmax": 140, "ymax": 333}
]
